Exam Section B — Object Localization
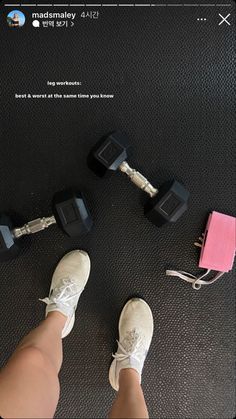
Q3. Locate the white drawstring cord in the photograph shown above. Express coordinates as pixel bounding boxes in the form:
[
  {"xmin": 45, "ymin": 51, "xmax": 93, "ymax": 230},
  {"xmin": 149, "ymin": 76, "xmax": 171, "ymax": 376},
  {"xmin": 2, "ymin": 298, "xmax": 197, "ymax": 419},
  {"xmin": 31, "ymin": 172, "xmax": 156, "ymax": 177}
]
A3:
[{"xmin": 166, "ymin": 269, "xmax": 225, "ymax": 290}]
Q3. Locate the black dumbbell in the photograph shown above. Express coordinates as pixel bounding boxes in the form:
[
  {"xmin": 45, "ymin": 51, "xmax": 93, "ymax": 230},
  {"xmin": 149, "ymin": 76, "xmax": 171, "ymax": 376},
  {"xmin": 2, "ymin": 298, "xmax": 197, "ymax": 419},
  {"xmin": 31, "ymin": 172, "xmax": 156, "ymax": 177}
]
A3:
[
  {"xmin": 88, "ymin": 131, "xmax": 189, "ymax": 227},
  {"xmin": 0, "ymin": 189, "xmax": 93, "ymax": 261}
]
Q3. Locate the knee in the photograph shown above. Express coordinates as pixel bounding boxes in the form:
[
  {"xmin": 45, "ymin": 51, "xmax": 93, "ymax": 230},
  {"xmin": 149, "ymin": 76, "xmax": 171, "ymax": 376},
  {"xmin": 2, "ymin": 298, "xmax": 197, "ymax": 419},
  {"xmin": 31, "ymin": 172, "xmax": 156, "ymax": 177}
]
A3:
[{"xmin": 0, "ymin": 346, "xmax": 60, "ymax": 418}]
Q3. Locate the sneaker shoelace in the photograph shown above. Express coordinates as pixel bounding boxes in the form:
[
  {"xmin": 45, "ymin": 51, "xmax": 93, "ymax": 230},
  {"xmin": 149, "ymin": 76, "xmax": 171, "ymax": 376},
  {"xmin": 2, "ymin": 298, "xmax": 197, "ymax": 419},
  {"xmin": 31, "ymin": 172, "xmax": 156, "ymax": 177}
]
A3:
[
  {"xmin": 39, "ymin": 277, "xmax": 82, "ymax": 307},
  {"xmin": 112, "ymin": 329, "xmax": 146, "ymax": 363}
]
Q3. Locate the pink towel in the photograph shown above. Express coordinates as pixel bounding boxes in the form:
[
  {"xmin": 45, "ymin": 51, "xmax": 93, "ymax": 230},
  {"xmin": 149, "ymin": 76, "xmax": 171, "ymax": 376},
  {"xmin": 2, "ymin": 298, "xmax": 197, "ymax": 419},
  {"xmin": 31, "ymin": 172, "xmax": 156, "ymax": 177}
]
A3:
[{"xmin": 199, "ymin": 211, "xmax": 236, "ymax": 272}]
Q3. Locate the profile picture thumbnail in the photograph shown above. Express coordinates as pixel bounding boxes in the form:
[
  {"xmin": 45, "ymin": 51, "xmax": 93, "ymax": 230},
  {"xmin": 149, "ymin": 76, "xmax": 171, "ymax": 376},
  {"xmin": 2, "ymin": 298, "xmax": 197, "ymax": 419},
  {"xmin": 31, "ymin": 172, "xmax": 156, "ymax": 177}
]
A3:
[{"xmin": 7, "ymin": 10, "xmax": 26, "ymax": 28}]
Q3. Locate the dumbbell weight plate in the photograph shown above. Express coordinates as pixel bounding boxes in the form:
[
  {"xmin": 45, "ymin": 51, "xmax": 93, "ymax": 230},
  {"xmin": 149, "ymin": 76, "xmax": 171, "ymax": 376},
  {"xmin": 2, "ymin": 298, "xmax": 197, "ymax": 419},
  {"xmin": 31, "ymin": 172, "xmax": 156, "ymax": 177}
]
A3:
[
  {"xmin": 88, "ymin": 131, "xmax": 132, "ymax": 177},
  {"xmin": 52, "ymin": 189, "xmax": 93, "ymax": 237},
  {"xmin": 0, "ymin": 215, "xmax": 20, "ymax": 261},
  {"xmin": 144, "ymin": 180, "xmax": 190, "ymax": 227}
]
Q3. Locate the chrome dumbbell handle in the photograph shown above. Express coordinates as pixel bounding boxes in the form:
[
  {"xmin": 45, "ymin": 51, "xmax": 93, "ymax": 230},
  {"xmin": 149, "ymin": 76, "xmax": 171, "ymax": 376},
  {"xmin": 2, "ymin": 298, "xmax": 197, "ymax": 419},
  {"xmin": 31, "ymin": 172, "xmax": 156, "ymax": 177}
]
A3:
[
  {"xmin": 119, "ymin": 161, "xmax": 158, "ymax": 198},
  {"xmin": 13, "ymin": 216, "xmax": 56, "ymax": 238}
]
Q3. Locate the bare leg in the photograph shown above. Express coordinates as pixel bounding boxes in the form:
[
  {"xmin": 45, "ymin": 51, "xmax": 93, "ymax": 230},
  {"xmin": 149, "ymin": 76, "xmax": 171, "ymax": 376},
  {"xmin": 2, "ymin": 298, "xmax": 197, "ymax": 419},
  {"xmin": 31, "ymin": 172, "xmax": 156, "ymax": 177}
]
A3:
[
  {"xmin": 109, "ymin": 299, "xmax": 153, "ymax": 418},
  {"xmin": 0, "ymin": 312, "xmax": 66, "ymax": 419},
  {"xmin": 0, "ymin": 250, "xmax": 91, "ymax": 419},
  {"xmin": 109, "ymin": 369, "xmax": 149, "ymax": 419}
]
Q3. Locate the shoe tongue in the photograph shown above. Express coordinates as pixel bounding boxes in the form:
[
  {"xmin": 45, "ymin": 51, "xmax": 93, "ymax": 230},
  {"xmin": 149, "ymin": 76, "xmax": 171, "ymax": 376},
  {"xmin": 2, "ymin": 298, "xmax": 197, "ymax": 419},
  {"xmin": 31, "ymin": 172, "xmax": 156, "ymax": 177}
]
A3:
[
  {"xmin": 52, "ymin": 278, "xmax": 80, "ymax": 301},
  {"xmin": 120, "ymin": 329, "xmax": 141, "ymax": 354}
]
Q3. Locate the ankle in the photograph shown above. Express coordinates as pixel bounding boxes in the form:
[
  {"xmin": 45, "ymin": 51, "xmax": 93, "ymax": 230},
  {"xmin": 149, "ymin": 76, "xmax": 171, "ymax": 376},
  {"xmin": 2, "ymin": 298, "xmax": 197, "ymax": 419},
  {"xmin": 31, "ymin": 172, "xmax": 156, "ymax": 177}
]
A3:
[
  {"xmin": 119, "ymin": 368, "xmax": 140, "ymax": 389},
  {"xmin": 46, "ymin": 311, "xmax": 67, "ymax": 329}
]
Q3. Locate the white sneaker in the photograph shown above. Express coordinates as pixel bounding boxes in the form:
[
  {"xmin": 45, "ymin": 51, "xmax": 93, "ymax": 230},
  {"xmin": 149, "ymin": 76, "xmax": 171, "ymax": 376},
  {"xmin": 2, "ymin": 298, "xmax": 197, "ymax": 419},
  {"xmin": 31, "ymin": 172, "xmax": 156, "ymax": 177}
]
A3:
[
  {"xmin": 40, "ymin": 250, "xmax": 91, "ymax": 338},
  {"xmin": 109, "ymin": 298, "xmax": 154, "ymax": 391}
]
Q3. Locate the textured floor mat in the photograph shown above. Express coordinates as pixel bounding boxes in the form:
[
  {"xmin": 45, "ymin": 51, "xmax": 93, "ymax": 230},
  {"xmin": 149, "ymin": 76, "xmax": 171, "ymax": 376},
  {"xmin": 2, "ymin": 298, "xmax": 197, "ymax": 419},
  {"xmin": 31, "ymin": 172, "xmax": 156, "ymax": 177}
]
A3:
[{"xmin": 0, "ymin": 2, "xmax": 235, "ymax": 418}]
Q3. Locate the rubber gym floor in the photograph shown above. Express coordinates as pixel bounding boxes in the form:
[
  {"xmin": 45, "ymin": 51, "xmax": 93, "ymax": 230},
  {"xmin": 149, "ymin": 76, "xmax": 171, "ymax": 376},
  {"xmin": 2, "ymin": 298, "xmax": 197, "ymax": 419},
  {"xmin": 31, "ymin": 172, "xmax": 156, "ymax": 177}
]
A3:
[{"xmin": 0, "ymin": 2, "xmax": 235, "ymax": 418}]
